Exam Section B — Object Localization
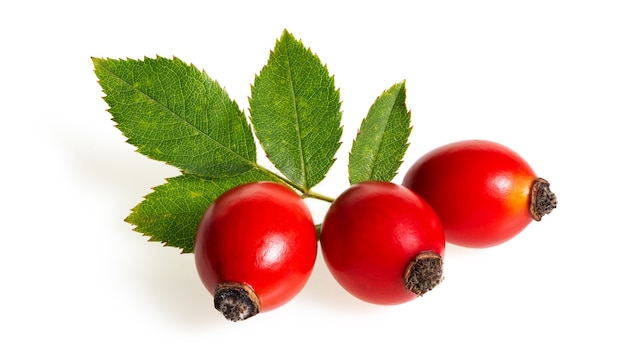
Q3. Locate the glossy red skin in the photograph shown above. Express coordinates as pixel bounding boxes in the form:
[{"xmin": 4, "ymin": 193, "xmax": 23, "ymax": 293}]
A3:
[
  {"xmin": 320, "ymin": 181, "xmax": 445, "ymax": 305},
  {"xmin": 402, "ymin": 140, "xmax": 537, "ymax": 248},
  {"xmin": 194, "ymin": 182, "xmax": 317, "ymax": 312}
]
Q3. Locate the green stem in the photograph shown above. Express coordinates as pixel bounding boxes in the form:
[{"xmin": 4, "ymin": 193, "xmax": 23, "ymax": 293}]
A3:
[
  {"xmin": 305, "ymin": 190, "xmax": 335, "ymax": 203},
  {"xmin": 255, "ymin": 165, "xmax": 335, "ymax": 203}
]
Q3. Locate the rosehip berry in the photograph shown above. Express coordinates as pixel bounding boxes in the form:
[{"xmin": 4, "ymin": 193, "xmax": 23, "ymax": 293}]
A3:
[
  {"xmin": 194, "ymin": 182, "xmax": 317, "ymax": 322},
  {"xmin": 320, "ymin": 181, "xmax": 445, "ymax": 305},
  {"xmin": 402, "ymin": 139, "xmax": 557, "ymax": 248}
]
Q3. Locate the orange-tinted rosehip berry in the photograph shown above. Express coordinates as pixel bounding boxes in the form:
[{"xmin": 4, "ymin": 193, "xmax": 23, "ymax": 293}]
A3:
[
  {"xmin": 320, "ymin": 181, "xmax": 445, "ymax": 305},
  {"xmin": 194, "ymin": 182, "xmax": 317, "ymax": 321},
  {"xmin": 402, "ymin": 139, "xmax": 557, "ymax": 248}
]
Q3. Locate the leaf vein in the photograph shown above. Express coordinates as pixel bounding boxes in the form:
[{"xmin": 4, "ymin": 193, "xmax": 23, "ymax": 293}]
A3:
[{"xmin": 100, "ymin": 59, "xmax": 256, "ymax": 169}]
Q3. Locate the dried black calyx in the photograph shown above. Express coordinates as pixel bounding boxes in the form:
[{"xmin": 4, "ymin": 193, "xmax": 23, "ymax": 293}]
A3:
[
  {"xmin": 404, "ymin": 251, "xmax": 444, "ymax": 296},
  {"xmin": 530, "ymin": 178, "xmax": 557, "ymax": 221},
  {"xmin": 214, "ymin": 282, "xmax": 260, "ymax": 322}
]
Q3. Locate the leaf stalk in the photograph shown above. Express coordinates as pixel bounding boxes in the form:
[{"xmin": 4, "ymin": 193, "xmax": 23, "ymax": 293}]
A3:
[{"xmin": 255, "ymin": 165, "xmax": 335, "ymax": 203}]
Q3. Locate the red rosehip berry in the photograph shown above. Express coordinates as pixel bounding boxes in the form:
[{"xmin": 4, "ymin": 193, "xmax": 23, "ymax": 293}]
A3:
[
  {"xmin": 320, "ymin": 181, "xmax": 445, "ymax": 305},
  {"xmin": 194, "ymin": 182, "xmax": 317, "ymax": 322},
  {"xmin": 402, "ymin": 139, "xmax": 557, "ymax": 248}
]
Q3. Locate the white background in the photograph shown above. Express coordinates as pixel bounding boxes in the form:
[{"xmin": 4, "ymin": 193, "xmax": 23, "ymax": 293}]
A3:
[{"xmin": 2, "ymin": 1, "xmax": 625, "ymax": 350}]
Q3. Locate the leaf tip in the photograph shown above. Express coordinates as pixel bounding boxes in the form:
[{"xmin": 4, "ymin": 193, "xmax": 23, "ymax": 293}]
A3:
[{"xmin": 280, "ymin": 28, "xmax": 294, "ymax": 39}]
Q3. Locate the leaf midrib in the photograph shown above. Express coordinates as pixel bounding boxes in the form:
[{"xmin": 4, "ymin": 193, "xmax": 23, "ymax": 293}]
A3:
[
  {"xmin": 364, "ymin": 93, "xmax": 398, "ymax": 181},
  {"xmin": 284, "ymin": 50, "xmax": 308, "ymax": 189}
]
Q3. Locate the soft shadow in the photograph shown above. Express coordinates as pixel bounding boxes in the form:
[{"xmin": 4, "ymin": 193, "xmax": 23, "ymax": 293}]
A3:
[
  {"xmin": 126, "ymin": 242, "xmax": 227, "ymax": 327},
  {"xmin": 54, "ymin": 124, "xmax": 227, "ymax": 327},
  {"xmin": 297, "ymin": 244, "xmax": 385, "ymax": 314}
]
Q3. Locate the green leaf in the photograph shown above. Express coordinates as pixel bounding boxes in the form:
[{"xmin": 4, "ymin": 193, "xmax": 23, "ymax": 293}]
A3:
[
  {"xmin": 126, "ymin": 169, "xmax": 281, "ymax": 253},
  {"xmin": 249, "ymin": 30, "xmax": 342, "ymax": 191},
  {"xmin": 93, "ymin": 56, "xmax": 257, "ymax": 177},
  {"xmin": 348, "ymin": 81, "xmax": 412, "ymax": 185}
]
